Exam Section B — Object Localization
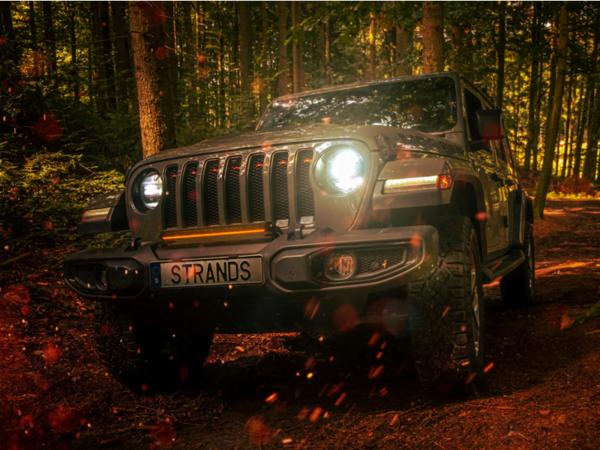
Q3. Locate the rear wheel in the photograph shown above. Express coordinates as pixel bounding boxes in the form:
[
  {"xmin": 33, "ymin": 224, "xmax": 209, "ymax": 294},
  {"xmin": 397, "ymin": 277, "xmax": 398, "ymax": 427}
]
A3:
[
  {"xmin": 408, "ymin": 216, "xmax": 485, "ymax": 395},
  {"xmin": 94, "ymin": 301, "xmax": 213, "ymax": 392},
  {"xmin": 500, "ymin": 224, "xmax": 535, "ymax": 308}
]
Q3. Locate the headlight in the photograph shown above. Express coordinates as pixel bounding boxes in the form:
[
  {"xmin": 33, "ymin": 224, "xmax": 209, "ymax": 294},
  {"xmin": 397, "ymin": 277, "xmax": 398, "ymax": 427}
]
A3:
[
  {"xmin": 134, "ymin": 170, "xmax": 163, "ymax": 211},
  {"xmin": 315, "ymin": 147, "xmax": 367, "ymax": 195}
]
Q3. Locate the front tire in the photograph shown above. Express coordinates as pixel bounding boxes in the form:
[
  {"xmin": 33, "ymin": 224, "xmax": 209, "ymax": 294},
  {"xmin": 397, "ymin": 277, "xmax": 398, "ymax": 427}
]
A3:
[
  {"xmin": 94, "ymin": 301, "xmax": 213, "ymax": 391},
  {"xmin": 408, "ymin": 216, "xmax": 485, "ymax": 395},
  {"xmin": 500, "ymin": 223, "xmax": 535, "ymax": 308}
]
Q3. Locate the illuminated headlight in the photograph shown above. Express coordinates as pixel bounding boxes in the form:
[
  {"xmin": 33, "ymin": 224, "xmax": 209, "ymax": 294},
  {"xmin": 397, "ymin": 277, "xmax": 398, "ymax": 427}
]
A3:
[
  {"xmin": 134, "ymin": 170, "xmax": 163, "ymax": 211},
  {"xmin": 315, "ymin": 147, "xmax": 367, "ymax": 195}
]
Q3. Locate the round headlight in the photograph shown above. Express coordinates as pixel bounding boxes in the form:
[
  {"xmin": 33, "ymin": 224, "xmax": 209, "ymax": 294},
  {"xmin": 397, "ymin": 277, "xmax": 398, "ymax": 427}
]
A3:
[
  {"xmin": 315, "ymin": 147, "xmax": 366, "ymax": 195},
  {"xmin": 135, "ymin": 171, "xmax": 163, "ymax": 211}
]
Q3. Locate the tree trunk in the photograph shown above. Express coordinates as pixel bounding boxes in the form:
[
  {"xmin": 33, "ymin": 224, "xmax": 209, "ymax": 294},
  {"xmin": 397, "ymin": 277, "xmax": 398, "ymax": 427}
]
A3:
[
  {"xmin": 573, "ymin": 82, "xmax": 591, "ymax": 177},
  {"xmin": 164, "ymin": 1, "xmax": 179, "ymax": 117},
  {"xmin": 568, "ymin": 80, "xmax": 585, "ymax": 177},
  {"xmin": 260, "ymin": 1, "xmax": 268, "ymax": 113},
  {"xmin": 100, "ymin": 2, "xmax": 116, "ymax": 108},
  {"xmin": 582, "ymin": 19, "xmax": 600, "ymax": 181},
  {"xmin": 218, "ymin": 24, "xmax": 225, "ymax": 127},
  {"xmin": 112, "ymin": 1, "xmax": 132, "ymax": 111},
  {"xmin": 325, "ymin": 18, "xmax": 331, "ymax": 84},
  {"xmin": 28, "ymin": 1, "xmax": 36, "ymax": 45},
  {"xmin": 182, "ymin": 2, "xmax": 193, "ymax": 89},
  {"xmin": 91, "ymin": 2, "xmax": 108, "ymax": 110},
  {"xmin": 368, "ymin": 12, "xmax": 376, "ymax": 80},
  {"xmin": 239, "ymin": 1, "xmax": 254, "ymax": 128},
  {"xmin": 129, "ymin": 1, "xmax": 177, "ymax": 158},
  {"xmin": 277, "ymin": 2, "xmax": 288, "ymax": 96},
  {"xmin": 543, "ymin": 10, "xmax": 559, "ymax": 160},
  {"xmin": 65, "ymin": 2, "xmax": 78, "ymax": 102},
  {"xmin": 561, "ymin": 78, "xmax": 573, "ymax": 177},
  {"xmin": 396, "ymin": 24, "xmax": 412, "ymax": 76},
  {"xmin": 291, "ymin": 2, "xmax": 303, "ymax": 93},
  {"xmin": 195, "ymin": 1, "xmax": 205, "ymax": 124},
  {"xmin": 534, "ymin": 4, "xmax": 568, "ymax": 219},
  {"xmin": 1, "ymin": 2, "xmax": 13, "ymax": 37},
  {"xmin": 42, "ymin": 2, "xmax": 57, "ymax": 72},
  {"xmin": 496, "ymin": 3, "xmax": 506, "ymax": 108},
  {"xmin": 524, "ymin": 2, "xmax": 541, "ymax": 171},
  {"xmin": 422, "ymin": 2, "xmax": 444, "ymax": 73}
]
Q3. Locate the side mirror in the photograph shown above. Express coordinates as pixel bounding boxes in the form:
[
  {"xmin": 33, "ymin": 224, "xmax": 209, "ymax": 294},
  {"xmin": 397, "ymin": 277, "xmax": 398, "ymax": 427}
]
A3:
[{"xmin": 476, "ymin": 109, "xmax": 504, "ymax": 141}]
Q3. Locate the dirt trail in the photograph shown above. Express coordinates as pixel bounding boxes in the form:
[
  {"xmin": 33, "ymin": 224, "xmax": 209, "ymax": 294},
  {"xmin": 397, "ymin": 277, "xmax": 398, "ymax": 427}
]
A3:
[{"xmin": 2, "ymin": 199, "xmax": 600, "ymax": 449}]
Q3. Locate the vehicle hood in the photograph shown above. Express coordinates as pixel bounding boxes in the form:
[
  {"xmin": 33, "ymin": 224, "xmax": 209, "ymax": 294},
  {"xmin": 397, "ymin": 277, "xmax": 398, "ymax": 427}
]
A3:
[{"xmin": 138, "ymin": 123, "xmax": 465, "ymax": 167}]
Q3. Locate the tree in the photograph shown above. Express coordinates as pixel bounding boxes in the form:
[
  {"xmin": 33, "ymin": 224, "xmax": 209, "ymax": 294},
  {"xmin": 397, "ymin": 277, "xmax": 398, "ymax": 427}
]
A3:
[
  {"xmin": 524, "ymin": 2, "xmax": 541, "ymax": 171},
  {"xmin": 164, "ymin": 1, "xmax": 179, "ymax": 117},
  {"xmin": 64, "ymin": 2, "xmax": 78, "ymax": 102},
  {"xmin": 112, "ymin": 1, "xmax": 133, "ymax": 111},
  {"xmin": 368, "ymin": 12, "xmax": 376, "ymax": 80},
  {"xmin": 42, "ymin": 2, "xmax": 57, "ymax": 72},
  {"xmin": 239, "ymin": 1, "xmax": 254, "ymax": 128},
  {"xmin": 396, "ymin": 23, "xmax": 412, "ymax": 76},
  {"xmin": 534, "ymin": 4, "xmax": 568, "ymax": 219},
  {"xmin": 496, "ymin": 3, "xmax": 506, "ymax": 108},
  {"xmin": 28, "ymin": 1, "xmax": 36, "ymax": 45},
  {"xmin": 582, "ymin": 17, "xmax": 600, "ymax": 181},
  {"xmin": 1, "ymin": 2, "xmax": 13, "ymax": 38},
  {"xmin": 277, "ymin": 2, "xmax": 288, "ymax": 95},
  {"xmin": 260, "ymin": 1, "xmax": 269, "ymax": 113},
  {"xmin": 129, "ymin": 1, "xmax": 177, "ymax": 158},
  {"xmin": 291, "ymin": 1, "xmax": 303, "ymax": 93},
  {"xmin": 422, "ymin": 2, "xmax": 444, "ymax": 74}
]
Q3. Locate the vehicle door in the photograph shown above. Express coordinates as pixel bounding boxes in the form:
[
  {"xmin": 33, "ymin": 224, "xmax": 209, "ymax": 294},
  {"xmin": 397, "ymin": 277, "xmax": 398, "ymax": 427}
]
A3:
[{"xmin": 463, "ymin": 87, "xmax": 503, "ymax": 250}]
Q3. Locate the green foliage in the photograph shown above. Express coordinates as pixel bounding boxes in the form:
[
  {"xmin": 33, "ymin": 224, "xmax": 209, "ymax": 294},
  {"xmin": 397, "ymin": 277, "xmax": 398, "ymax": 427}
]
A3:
[{"xmin": 0, "ymin": 146, "xmax": 129, "ymax": 250}]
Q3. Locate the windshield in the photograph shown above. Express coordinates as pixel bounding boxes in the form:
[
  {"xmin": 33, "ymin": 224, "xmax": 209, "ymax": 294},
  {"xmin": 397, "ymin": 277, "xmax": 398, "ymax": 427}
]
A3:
[{"xmin": 259, "ymin": 77, "xmax": 458, "ymax": 133}]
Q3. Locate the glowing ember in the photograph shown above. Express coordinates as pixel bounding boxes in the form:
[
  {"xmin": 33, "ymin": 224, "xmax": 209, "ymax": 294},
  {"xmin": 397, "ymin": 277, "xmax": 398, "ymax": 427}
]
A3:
[
  {"xmin": 309, "ymin": 407, "xmax": 323, "ymax": 422},
  {"xmin": 484, "ymin": 362, "xmax": 494, "ymax": 373},
  {"xmin": 334, "ymin": 392, "xmax": 347, "ymax": 406},
  {"xmin": 265, "ymin": 393, "xmax": 278, "ymax": 404}
]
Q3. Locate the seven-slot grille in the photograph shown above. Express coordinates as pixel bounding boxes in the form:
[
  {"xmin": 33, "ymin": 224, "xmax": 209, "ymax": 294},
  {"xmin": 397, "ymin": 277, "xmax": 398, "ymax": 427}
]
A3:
[{"xmin": 161, "ymin": 149, "xmax": 315, "ymax": 231}]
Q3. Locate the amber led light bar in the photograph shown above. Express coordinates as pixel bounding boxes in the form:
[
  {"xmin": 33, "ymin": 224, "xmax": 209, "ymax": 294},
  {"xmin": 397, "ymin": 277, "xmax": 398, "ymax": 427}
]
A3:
[
  {"xmin": 383, "ymin": 175, "xmax": 452, "ymax": 194},
  {"xmin": 161, "ymin": 223, "xmax": 270, "ymax": 242}
]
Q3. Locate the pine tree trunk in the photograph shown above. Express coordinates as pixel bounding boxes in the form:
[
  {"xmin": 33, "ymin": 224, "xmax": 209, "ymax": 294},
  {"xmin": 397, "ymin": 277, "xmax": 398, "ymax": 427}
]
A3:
[
  {"xmin": 277, "ymin": 2, "xmax": 288, "ymax": 96},
  {"xmin": 91, "ymin": 2, "xmax": 107, "ymax": 111},
  {"xmin": 496, "ymin": 4, "xmax": 506, "ymax": 108},
  {"xmin": 239, "ymin": 1, "xmax": 254, "ymax": 128},
  {"xmin": 1, "ymin": 1, "xmax": 13, "ymax": 37},
  {"xmin": 100, "ymin": 2, "xmax": 116, "ymax": 108},
  {"xmin": 260, "ymin": 1, "xmax": 268, "ymax": 113},
  {"xmin": 582, "ymin": 19, "xmax": 600, "ymax": 181},
  {"xmin": 129, "ymin": 0, "xmax": 177, "ymax": 158},
  {"xmin": 164, "ymin": 1, "xmax": 179, "ymax": 116},
  {"xmin": 396, "ymin": 24, "xmax": 412, "ymax": 76},
  {"xmin": 368, "ymin": 12, "xmax": 376, "ymax": 80},
  {"xmin": 112, "ymin": 1, "xmax": 132, "ymax": 111},
  {"xmin": 42, "ymin": 2, "xmax": 57, "ymax": 72},
  {"xmin": 65, "ymin": 3, "xmax": 78, "ymax": 102},
  {"xmin": 567, "ymin": 80, "xmax": 585, "ymax": 177},
  {"xmin": 533, "ymin": 4, "xmax": 568, "ymax": 219},
  {"xmin": 28, "ymin": 1, "xmax": 36, "ymax": 45},
  {"xmin": 561, "ymin": 79, "xmax": 573, "ymax": 177},
  {"xmin": 195, "ymin": 1, "xmax": 205, "ymax": 124},
  {"xmin": 573, "ymin": 82, "xmax": 591, "ymax": 177},
  {"xmin": 422, "ymin": 2, "xmax": 444, "ymax": 74},
  {"xmin": 291, "ymin": 2, "xmax": 303, "ymax": 93},
  {"xmin": 325, "ymin": 18, "xmax": 331, "ymax": 84}
]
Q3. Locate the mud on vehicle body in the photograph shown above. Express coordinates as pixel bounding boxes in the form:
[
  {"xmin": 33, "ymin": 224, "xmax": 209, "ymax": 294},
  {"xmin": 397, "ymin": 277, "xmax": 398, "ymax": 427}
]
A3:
[{"xmin": 64, "ymin": 71, "xmax": 535, "ymax": 393}]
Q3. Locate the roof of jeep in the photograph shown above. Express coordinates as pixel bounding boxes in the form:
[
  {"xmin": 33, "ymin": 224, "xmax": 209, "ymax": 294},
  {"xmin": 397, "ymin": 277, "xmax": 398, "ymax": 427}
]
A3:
[{"xmin": 269, "ymin": 71, "xmax": 497, "ymax": 109}]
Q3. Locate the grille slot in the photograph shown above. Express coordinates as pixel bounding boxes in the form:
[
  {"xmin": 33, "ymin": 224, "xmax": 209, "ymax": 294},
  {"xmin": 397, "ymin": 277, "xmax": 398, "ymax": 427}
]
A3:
[
  {"xmin": 271, "ymin": 152, "xmax": 289, "ymax": 223},
  {"xmin": 164, "ymin": 165, "xmax": 178, "ymax": 229},
  {"xmin": 247, "ymin": 154, "xmax": 265, "ymax": 222},
  {"xmin": 225, "ymin": 157, "xmax": 242, "ymax": 224},
  {"xmin": 203, "ymin": 160, "xmax": 220, "ymax": 226},
  {"xmin": 296, "ymin": 150, "xmax": 314, "ymax": 220},
  {"xmin": 182, "ymin": 163, "xmax": 198, "ymax": 228},
  {"xmin": 355, "ymin": 248, "xmax": 406, "ymax": 275}
]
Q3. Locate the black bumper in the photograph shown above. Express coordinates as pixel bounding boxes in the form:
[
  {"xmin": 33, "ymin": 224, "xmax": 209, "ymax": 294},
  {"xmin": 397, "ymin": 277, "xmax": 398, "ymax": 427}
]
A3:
[{"xmin": 64, "ymin": 226, "xmax": 438, "ymax": 332}]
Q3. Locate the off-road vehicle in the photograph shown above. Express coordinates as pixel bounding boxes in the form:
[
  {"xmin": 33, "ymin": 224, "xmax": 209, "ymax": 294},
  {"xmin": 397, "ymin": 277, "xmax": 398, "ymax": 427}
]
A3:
[{"xmin": 64, "ymin": 72, "xmax": 535, "ymax": 393}]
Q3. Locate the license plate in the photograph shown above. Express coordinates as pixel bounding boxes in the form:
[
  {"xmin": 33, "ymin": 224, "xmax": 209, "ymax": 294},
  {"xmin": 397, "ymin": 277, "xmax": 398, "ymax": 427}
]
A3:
[{"xmin": 150, "ymin": 257, "xmax": 263, "ymax": 288}]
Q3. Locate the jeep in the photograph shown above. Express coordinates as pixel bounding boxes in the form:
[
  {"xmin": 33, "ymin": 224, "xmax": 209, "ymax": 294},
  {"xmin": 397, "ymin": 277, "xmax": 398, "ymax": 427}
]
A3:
[{"xmin": 64, "ymin": 72, "xmax": 535, "ymax": 393}]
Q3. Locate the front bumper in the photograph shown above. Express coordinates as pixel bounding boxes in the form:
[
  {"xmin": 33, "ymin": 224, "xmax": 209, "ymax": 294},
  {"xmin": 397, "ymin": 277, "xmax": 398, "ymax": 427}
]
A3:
[{"xmin": 64, "ymin": 226, "xmax": 438, "ymax": 332}]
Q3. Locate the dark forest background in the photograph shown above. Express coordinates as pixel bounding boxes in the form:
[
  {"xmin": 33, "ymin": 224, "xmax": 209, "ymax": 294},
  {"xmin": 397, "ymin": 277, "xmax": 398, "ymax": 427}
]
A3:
[{"xmin": 0, "ymin": 1, "xmax": 599, "ymax": 249}]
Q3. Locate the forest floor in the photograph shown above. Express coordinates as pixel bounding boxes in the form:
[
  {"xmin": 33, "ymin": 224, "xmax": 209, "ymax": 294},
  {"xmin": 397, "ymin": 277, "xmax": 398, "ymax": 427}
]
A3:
[{"xmin": 2, "ymin": 198, "xmax": 600, "ymax": 450}]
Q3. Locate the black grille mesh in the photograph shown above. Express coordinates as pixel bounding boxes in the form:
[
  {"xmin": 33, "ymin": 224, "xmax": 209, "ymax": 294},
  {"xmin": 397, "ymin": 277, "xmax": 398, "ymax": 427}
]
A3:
[
  {"xmin": 225, "ymin": 157, "xmax": 242, "ymax": 224},
  {"xmin": 356, "ymin": 248, "xmax": 406, "ymax": 275},
  {"xmin": 164, "ymin": 166, "xmax": 178, "ymax": 229},
  {"xmin": 247, "ymin": 154, "xmax": 265, "ymax": 222},
  {"xmin": 296, "ymin": 150, "xmax": 314, "ymax": 219},
  {"xmin": 182, "ymin": 163, "xmax": 198, "ymax": 228},
  {"xmin": 74, "ymin": 267, "xmax": 95, "ymax": 287},
  {"xmin": 271, "ymin": 152, "xmax": 289, "ymax": 222},
  {"xmin": 203, "ymin": 160, "xmax": 220, "ymax": 226}
]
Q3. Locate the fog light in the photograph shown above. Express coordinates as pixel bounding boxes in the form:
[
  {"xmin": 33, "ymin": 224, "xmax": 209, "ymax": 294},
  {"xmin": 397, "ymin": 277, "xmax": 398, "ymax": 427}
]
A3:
[{"xmin": 325, "ymin": 253, "xmax": 356, "ymax": 280}]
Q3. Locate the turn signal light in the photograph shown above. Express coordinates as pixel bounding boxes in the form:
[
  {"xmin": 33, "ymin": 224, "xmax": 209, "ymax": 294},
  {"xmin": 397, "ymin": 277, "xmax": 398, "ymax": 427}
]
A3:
[{"xmin": 383, "ymin": 175, "xmax": 452, "ymax": 193}]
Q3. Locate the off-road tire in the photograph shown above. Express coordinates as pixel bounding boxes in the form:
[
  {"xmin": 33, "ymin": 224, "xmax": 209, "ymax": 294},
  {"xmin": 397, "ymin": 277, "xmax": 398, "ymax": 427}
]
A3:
[
  {"xmin": 94, "ymin": 301, "xmax": 213, "ymax": 392},
  {"xmin": 408, "ymin": 216, "xmax": 485, "ymax": 395},
  {"xmin": 500, "ymin": 223, "xmax": 535, "ymax": 308}
]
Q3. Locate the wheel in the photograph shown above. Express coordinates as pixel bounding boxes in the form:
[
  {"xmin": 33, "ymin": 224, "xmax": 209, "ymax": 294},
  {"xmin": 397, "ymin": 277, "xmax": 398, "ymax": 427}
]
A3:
[
  {"xmin": 94, "ymin": 301, "xmax": 213, "ymax": 392},
  {"xmin": 500, "ymin": 223, "xmax": 535, "ymax": 308},
  {"xmin": 408, "ymin": 216, "xmax": 485, "ymax": 395}
]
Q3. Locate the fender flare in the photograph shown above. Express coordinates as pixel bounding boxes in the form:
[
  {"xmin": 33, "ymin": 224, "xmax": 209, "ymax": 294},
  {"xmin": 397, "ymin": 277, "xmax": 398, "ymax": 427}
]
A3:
[{"xmin": 452, "ymin": 173, "xmax": 488, "ymax": 262}]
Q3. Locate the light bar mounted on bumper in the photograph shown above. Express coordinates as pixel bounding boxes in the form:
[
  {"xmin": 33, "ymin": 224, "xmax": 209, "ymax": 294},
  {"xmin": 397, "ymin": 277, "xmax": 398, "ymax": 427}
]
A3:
[{"xmin": 160, "ymin": 222, "xmax": 277, "ymax": 244}]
